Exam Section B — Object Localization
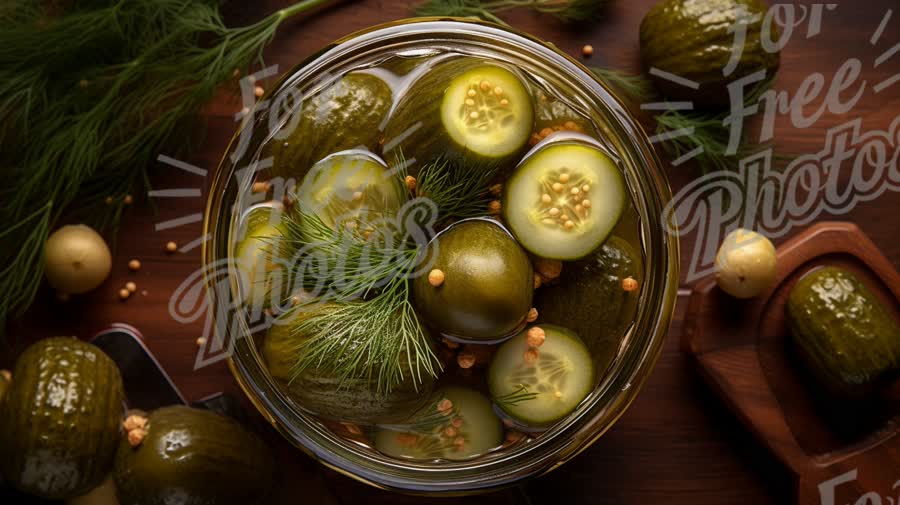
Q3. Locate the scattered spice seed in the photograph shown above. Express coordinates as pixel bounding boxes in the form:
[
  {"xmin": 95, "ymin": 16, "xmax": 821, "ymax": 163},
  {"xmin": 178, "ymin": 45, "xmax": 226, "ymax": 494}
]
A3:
[
  {"xmin": 127, "ymin": 428, "xmax": 147, "ymax": 447},
  {"xmin": 125, "ymin": 282, "xmax": 137, "ymax": 293},
  {"xmin": 443, "ymin": 426, "xmax": 458, "ymax": 438},
  {"xmin": 523, "ymin": 348, "xmax": 540, "ymax": 363},
  {"xmin": 104, "ymin": 196, "xmax": 114, "ymax": 205},
  {"xmin": 622, "ymin": 277, "xmax": 639, "ymax": 292},
  {"xmin": 442, "ymin": 337, "xmax": 460, "ymax": 350},
  {"xmin": 396, "ymin": 433, "xmax": 419, "ymax": 447},
  {"xmin": 123, "ymin": 415, "xmax": 148, "ymax": 432},
  {"xmin": 457, "ymin": 352, "xmax": 476, "ymax": 369},
  {"xmin": 488, "ymin": 200, "xmax": 501, "ymax": 214},
  {"xmin": 165, "ymin": 241, "xmax": 178, "ymax": 253},
  {"xmin": 582, "ymin": 44, "xmax": 594, "ymax": 57},
  {"xmin": 0, "ymin": 370, "xmax": 10, "ymax": 382},
  {"xmin": 437, "ymin": 398, "xmax": 453, "ymax": 414},
  {"xmin": 526, "ymin": 326, "xmax": 546, "ymax": 348},
  {"xmin": 232, "ymin": 68, "xmax": 241, "ymax": 78},
  {"xmin": 128, "ymin": 259, "xmax": 141, "ymax": 271},
  {"xmin": 489, "ymin": 183, "xmax": 503, "ymax": 196},
  {"xmin": 118, "ymin": 288, "xmax": 131, "ymax": 301},
  {"xmin": 78, "ymin": 79, "xmax": 89, "ymax": 88},
  {"xmin": 451, "ymin": 417, "xmax": 463, "ymax": 428},
  {"xmin": 526, "ymin": 307, "xmax": 538, "ymax": 323},
  {"xmin": 534, "ymin": 257, "xmax": 562, "ymax": 281},
  {"xmin": 533, "ymin": 274, "xmax": 542, "ymax": 289},
  {"xmin": 140, "ymin": 290, "xmax": 148, "ymax": 297},
  {"xmin": 428, "ymin": 269, "xmax": 445, "ymax": 287},
  {"xmin": 123, "ymin": 194, "xmax": 133, "ymax": 205},
  {"xmin": 540, "ymin": 127, "xmax": 553, "ymax": 138},
  {"xmin": 341, "ymin": 422, "xmax": 363, "ymax": 436},
  {"xmin": 251, "ymin": 181, "xmax": 270, "ymax": 193},
  {"xmin": 196, "ymin": 337, "xmax": 207, "ymax": 346},
  {"xmin": 453, "ymin": 436, "xmax": 466, "ymax": 447},
  {"xmin": 405, "ymin": 175, "xmax": 417, "ymax": 192},
  {"xmin": 254, "ymin": 85, "xmax": 264, "ymax": 97}
]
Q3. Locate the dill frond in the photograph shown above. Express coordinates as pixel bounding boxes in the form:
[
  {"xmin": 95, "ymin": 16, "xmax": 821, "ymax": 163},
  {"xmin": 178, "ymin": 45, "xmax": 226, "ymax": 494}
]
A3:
[
  {"xmin": 494, "ymin": 384, "xmax": 539, "ymax": 407},
  {"xmin": 0, "ymin": 0, "xmax": 332, "ymax": 336},
  {"xmin": 590, "ymin": 67, "xmax": 655, "ymax": 104}
]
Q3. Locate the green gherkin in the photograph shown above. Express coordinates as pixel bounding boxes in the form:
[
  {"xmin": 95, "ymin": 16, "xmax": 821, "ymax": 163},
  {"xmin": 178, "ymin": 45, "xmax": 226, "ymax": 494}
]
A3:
[
  {"xmin": 639, "ymin": 0, "xmax": 780, "ymax": 108},
  {"xmin": 114, "ymin": 406, "xmax": 275, "ymax": 505},
  {"xmin": 0, "ymin": 337, "xmax": 125, "ymax": 499},
  {"xmin": 787, "ymin": 267, "xmax": 900, "ymax": 398}
]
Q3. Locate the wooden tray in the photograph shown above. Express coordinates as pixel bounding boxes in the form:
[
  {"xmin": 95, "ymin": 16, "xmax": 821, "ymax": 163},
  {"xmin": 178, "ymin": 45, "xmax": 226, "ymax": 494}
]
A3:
[{"xmin": 683, "ymin": 222, "xmax": 900, "ymax": 505}]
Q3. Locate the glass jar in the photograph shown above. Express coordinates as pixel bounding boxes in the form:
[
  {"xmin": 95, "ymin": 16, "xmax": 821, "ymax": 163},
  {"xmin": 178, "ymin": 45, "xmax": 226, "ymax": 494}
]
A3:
[{"xmin": 203, "ymin": 17, "xmax": 679, "ymax": 495}]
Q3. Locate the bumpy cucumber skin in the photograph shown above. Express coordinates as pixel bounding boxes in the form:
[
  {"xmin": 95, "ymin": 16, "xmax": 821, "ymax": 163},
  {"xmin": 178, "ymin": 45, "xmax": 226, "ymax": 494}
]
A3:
[
  {"xmin": 412, "ymin": 220, "xmax": 534, "ymax": 342},
  {"xmin": 263, "ymin": 308, "xmax": 434, "ymax": 424},
  {"xmin": 639, "ymin": 0, "xmax": 779, "ymax": 108},
  {"xmin": 0, "ymin": 338, "xmax": 124, "ymax": 499},
  {"xmin": 384, "ymin": 58, "xmax": 534, "ymax": 175},
  {"xmin": 271, "ymin": 73, "xmax": 393, "ymax": 178},
  {"xmin": 114, "ymin": 406, "xmax": 275, "ymax": 505},
  {"xmin": 787, "ymin": 267, "xmax": 900, "ymax": 398},
  {"xmin": 535, "ymin": 237, "xmax": 642, "ymax": 362}
]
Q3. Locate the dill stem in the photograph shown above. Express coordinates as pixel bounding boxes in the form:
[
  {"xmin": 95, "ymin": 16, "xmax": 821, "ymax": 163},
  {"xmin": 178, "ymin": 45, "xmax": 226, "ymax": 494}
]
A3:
[{"xmin": 277, "ymin": 0, "xmax": 344, "ymax": 20}]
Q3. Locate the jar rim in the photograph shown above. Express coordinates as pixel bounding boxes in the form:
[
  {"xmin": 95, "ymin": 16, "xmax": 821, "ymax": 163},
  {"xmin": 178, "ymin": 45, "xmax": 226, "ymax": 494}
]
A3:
[{"xmin": 203, "ymin": 17, "xmax": 680, "ymax": 494}]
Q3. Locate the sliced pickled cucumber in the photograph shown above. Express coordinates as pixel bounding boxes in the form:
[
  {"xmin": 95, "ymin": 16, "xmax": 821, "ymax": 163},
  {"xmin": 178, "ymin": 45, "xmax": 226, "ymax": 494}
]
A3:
[
  {"xmin": 383, "ymin": 58, "xmax": 534, "ymax": 173},
  {"xmin": 504, "ymin": 140, "xmax": 626, "ymax": 260},
  {"xmin": 294, "ymin": 150, "xmax": 404, "ymax": 232},
  {"xmin": 440, "ymin": 65, "xmax": 533, "ymax": 159},
  {"xmin": 374, "ymin": 387, "xmax": 502, "ymax": 461},
  {"xmin": 489, "ymin": 325, "xmax": 594, "ymax": 427},
  {"xmin": 235, "ymin": 203, "xmax": 289, "ymax": 309}
]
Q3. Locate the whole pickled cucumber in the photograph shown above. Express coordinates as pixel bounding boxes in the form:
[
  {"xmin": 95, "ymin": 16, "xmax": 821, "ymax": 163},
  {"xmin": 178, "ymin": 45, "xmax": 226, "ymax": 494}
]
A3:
[
  {"xmin": 534, "ymin": 236, "xmax": 642, "ymax": 369},
  {"xmin": 787, "ymin": 267, "xmax": 900, "ymax": 397}
]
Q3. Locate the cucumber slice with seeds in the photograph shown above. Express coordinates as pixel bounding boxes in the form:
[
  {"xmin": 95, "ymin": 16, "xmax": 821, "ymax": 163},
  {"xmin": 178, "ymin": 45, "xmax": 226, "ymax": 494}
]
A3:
[
  {"xmin": 489, "ymin": 324, "xmax": 594, "ymax": 427},
  {"xmin": 374, "ymin": 387, "xmax": 503, "ymax": 461},
  {"xmin": 440, "ymin": 65, "xmax": 533, "ymax": 160},
  {"xmin": 504, "ymin": 140, "xmax": 626, "ymax": 260}
]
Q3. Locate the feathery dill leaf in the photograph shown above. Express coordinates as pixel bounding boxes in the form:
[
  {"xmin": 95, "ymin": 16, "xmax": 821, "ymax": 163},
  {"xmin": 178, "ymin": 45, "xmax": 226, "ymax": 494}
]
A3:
[
  {"xmin": 275, "ymin": 156, "xmax": 497, "ymax": 393},
  {"xmin": 590, "ymin": 67, "xmax": 655, "ymax": 104},
  {"xmin": 0, "ymin": 0, "xmax": 335, "ymax": 335}
]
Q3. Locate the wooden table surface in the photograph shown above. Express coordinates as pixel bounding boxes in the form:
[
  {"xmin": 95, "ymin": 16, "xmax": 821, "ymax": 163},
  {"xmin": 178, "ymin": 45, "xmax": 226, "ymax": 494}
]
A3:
[{"xmin": 7, "ymin": 1, "xmax": 900, "ymax": 504}]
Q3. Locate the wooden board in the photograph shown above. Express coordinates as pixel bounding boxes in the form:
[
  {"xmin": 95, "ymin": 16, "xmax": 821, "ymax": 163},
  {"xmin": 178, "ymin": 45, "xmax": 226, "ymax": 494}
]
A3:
[{"xmin": 684, "ymin": 222, "xmax": 900, "ymax": 505}]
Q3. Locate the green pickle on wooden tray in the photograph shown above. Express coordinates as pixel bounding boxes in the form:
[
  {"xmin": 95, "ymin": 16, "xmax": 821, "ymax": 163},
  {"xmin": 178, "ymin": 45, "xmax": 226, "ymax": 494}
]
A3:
[{"xmin": 787, "ymin": 267, "xmax": 900, "ymax": 398}]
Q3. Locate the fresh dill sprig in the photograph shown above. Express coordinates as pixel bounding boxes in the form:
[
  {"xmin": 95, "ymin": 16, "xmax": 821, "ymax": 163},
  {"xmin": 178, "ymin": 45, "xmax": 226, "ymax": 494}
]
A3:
[
  {"xmin": 276, "ymin": 156, "xmax": 497, "ymax": 393},
  {"xmin": 590, "ymin": 67, "xmax": 655, "ymax": 104},
  {"xmin": 287, "ymin": 277, "xmax": 441, "ymax": 395},
  {"xmin": 414, "ymin": 0, "xmax": 610, "ymax": 25},
  {"xmin": 653, "ymin": 78, "xmax": 778, "ymax": 175},
  {"xmin": 0, "ymin": 0, "xmax": 336, "ymax": 334},
  {"xmin": 413, "ymin": 156, "xmax": 500, "ymax": 223},
  {"xmin": 280, "ymin": 209, "xmax": 420, "ymax": 302},
  {"xmin": 494, "ymin": 384, "xmax": 539, "ymax": 407}
]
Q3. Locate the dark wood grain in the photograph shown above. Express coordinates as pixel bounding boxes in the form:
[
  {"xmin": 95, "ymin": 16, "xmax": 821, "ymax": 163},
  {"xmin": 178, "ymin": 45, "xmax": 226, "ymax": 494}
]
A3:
[
  {"xmin": 684, "ymin": 222, "xmax": 900, "ymax": 505},
  {"xmin": 6, "ymin": 1, "xmax": 900, "ymax": 504}
]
